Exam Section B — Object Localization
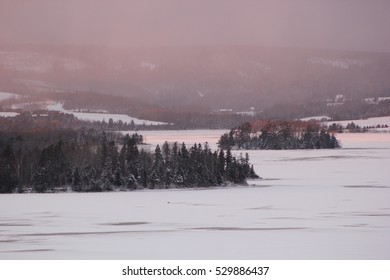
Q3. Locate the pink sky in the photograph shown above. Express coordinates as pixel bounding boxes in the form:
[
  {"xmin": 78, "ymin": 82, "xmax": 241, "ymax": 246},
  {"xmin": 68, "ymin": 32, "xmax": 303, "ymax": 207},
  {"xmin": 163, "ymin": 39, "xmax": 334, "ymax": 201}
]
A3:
[{"xmin": 1, "ymin": 0, "xmax": 390, "ymax": 52}]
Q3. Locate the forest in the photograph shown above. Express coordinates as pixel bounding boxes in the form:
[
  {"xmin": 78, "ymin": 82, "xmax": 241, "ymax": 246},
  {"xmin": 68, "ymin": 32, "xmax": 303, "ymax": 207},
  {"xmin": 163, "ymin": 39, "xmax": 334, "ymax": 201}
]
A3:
[
  {"xmin": 0, "ymin": 127, "xmax": 259, "ymax": 194},
  {"xmin": 219, "ymin": 120, "xmax": 340, "ymax": 150}
]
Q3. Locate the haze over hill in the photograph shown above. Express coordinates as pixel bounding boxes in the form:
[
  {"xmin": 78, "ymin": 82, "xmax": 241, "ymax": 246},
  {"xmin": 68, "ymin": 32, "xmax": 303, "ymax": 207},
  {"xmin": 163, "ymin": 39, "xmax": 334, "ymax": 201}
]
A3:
[
  {"xmin": 1, "ymin": 1, "xmax": 390, "ymax": 122},
  {"xmin": 1, "ymin": 45, "xmax": 390, "ymax": 113}
]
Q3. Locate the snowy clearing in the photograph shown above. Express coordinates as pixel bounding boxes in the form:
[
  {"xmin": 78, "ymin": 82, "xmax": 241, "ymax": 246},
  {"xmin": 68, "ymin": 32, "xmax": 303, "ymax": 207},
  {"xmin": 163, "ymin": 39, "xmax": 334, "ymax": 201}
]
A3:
[
  {"xmin": 2, "ymin": 100, "xmax": 167, "ymax": 125},
  {"xmin": 0, "ymin": 92, "xmax": 21, "ymax": 101},
  {"xmin": 325, "ymin": 116, "xmax": 390, "ymax": 128},
  {"xmin": 0, "ymin": 112, "xmax": 19, "ymax": 118},
  {"xmin": 0, "ymin": 132, "xmax": 389, "ymax": 260},
  {"xmin": 46, "ymin": 102, "xmax": 168, "ymax": 125}
]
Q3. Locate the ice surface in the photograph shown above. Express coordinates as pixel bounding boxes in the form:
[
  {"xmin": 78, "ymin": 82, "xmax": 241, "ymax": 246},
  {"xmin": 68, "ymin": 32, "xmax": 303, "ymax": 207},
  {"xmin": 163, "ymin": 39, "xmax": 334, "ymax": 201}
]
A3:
[{"xmin": 0, "ymin": 132, "xmax": 389, "ymax": 260}]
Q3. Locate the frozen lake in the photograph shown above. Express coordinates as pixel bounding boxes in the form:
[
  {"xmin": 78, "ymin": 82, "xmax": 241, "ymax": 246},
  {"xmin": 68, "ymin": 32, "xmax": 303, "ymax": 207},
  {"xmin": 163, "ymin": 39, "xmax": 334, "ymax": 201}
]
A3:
[{"xmin": 0, "ymin": 131, "xmax": 389, "ymax": 259}]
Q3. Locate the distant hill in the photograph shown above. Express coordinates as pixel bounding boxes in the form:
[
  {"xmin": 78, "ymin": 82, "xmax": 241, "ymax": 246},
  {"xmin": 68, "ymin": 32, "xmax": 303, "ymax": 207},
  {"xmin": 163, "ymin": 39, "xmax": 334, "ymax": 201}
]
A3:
[{"xmin": 1, "ymin": 45, "xmax": 390, "ymax": 115}]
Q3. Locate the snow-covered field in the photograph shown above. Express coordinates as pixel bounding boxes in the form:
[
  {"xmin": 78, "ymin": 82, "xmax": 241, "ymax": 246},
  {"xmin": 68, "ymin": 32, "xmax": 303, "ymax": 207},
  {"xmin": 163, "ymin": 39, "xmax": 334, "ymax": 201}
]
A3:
[
  {"xmin": 0, "ymin": 92, "xmax": 20, "ymax": 101},
  {"xmin": 325, "ymin": 116, "xmax": 390, "ymax": 128},
  {"xmin": 0, "ymin": 112, "xmax": 19, "ymax": 118},
  {"xmin": 0, "ymin": 131, "xmax": 389, "ymax": 260},
  {"xmin": 46, "ymin": 102, "xmax": 167, "ymax": 125},
  {"xmin": 1, "ymin": 96, "xmax": 167, "ymax": 125}
]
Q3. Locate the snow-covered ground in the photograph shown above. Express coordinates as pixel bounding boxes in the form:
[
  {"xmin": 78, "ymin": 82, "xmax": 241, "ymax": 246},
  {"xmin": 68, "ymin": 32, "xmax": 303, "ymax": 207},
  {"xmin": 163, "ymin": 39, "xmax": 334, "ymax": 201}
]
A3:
[
  {"xmin": 300, "ymin": 115, "xmax": 332, "ymax": 121},
  {"xmin": 0, "ymin": 112, "xmax": 19, "ymax": 118},
  {"xmin": 325, "ymin": 116, "xmax": 390, "ymax": 128},
  {"xmin": 300, "ymin": 115, "xmax": 390, "ymax": 129},
  {"xmin": 47, "ymin": 102, "xmax": 167, "ymax": 125},
  {"xmin": 0, "ymin": 92, "xmax": 20, "ymax": 101},
  {"xmin": 0, "ymin": 132, "xmax": 389, "ymax": 260},
  {"xmin": 2, "ymin": 98, "xmax": 167, "ymax": 125}
]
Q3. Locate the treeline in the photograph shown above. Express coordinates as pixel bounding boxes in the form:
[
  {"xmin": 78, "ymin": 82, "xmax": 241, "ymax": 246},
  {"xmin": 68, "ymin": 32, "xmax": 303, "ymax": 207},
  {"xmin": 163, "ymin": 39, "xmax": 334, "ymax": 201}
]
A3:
[
  {"xmin": 327, "ymin": 122, "xmax": 389, "ymax": 133},
  {"xmin": 136, "ymin": 107, "xmax": 256, "ymax": 129},
  {"xmin": 260, "ymin": 99, "xmax": 390, "ymax": 121},
  {"xmin": 219, "ymin": 121, "xmax": 340, "ymax": 150},
  {"xmin": 0, "ymin": 129, "xmax": 258, "ymax": 193},
  {"xmin": 0, "ymin": 109, "xmax": 252, "ymax": 132}
]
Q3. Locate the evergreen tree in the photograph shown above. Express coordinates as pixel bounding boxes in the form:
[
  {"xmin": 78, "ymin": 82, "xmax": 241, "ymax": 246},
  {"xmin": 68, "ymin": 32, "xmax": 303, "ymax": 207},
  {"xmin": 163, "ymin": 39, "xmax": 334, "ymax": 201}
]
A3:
[
  {"xmin": 32, "ymin": 140, "xmax": 69, "ymax": 192},
  {"xmin": 113, "ymin": 167, "xmax": 123, "ymax": 187},
  {"xmin": 71, "ymin": 166, "xmax": 83, "ymax": 192},
  {"xmin": 151, "ymin": 145, "xmax": 164, "ymax": 188},
  {"xmin": 32, "ymin": 166, "xmax": 51, "ymax": 193},
  {"xmin": 162, "ymin": 141, "xmax": 171, "ymax": 163},
  {"xmin": 219, "ymin": 120, "xmax": 340, "ymax": 150},
  {"xmin": 0, "ymin": 144, "xmax": 18, "ymax": 193}
]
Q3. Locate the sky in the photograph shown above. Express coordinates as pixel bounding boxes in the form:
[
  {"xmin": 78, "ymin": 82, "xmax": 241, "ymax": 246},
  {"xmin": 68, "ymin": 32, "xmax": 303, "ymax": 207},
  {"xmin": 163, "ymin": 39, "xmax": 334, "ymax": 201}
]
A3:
[{"xmin": 1, "ymin": 0, "xmax": 390, "ymax": 53}]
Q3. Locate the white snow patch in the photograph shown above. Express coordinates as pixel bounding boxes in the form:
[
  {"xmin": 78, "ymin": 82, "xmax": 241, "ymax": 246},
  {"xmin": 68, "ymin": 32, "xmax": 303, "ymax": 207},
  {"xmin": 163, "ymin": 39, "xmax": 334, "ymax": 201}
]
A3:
[
  {"xmin": 46, "ymin": 102, "xmax": 167, "ymax": 125},
  {"xmin": 0, "ymin": 92, "xmax": 21, "ymax": 101},
  {"xmin": 301, "ymin": 115, "xmax": 332, "ymax": 121},
  {"xmin": 308, "ymin": 57, "xmax": 366, "ymax": 69},
  {"xmin": 365, "ymin": 97, "xmax": 390, "ymax": 104},
  {"xmin": 0, "ymin": 112, "xmax": 19, "ymax": 117},
  {"xmin": 325, "ymin": 116, "xmax": 390, "ymax": 128}
]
